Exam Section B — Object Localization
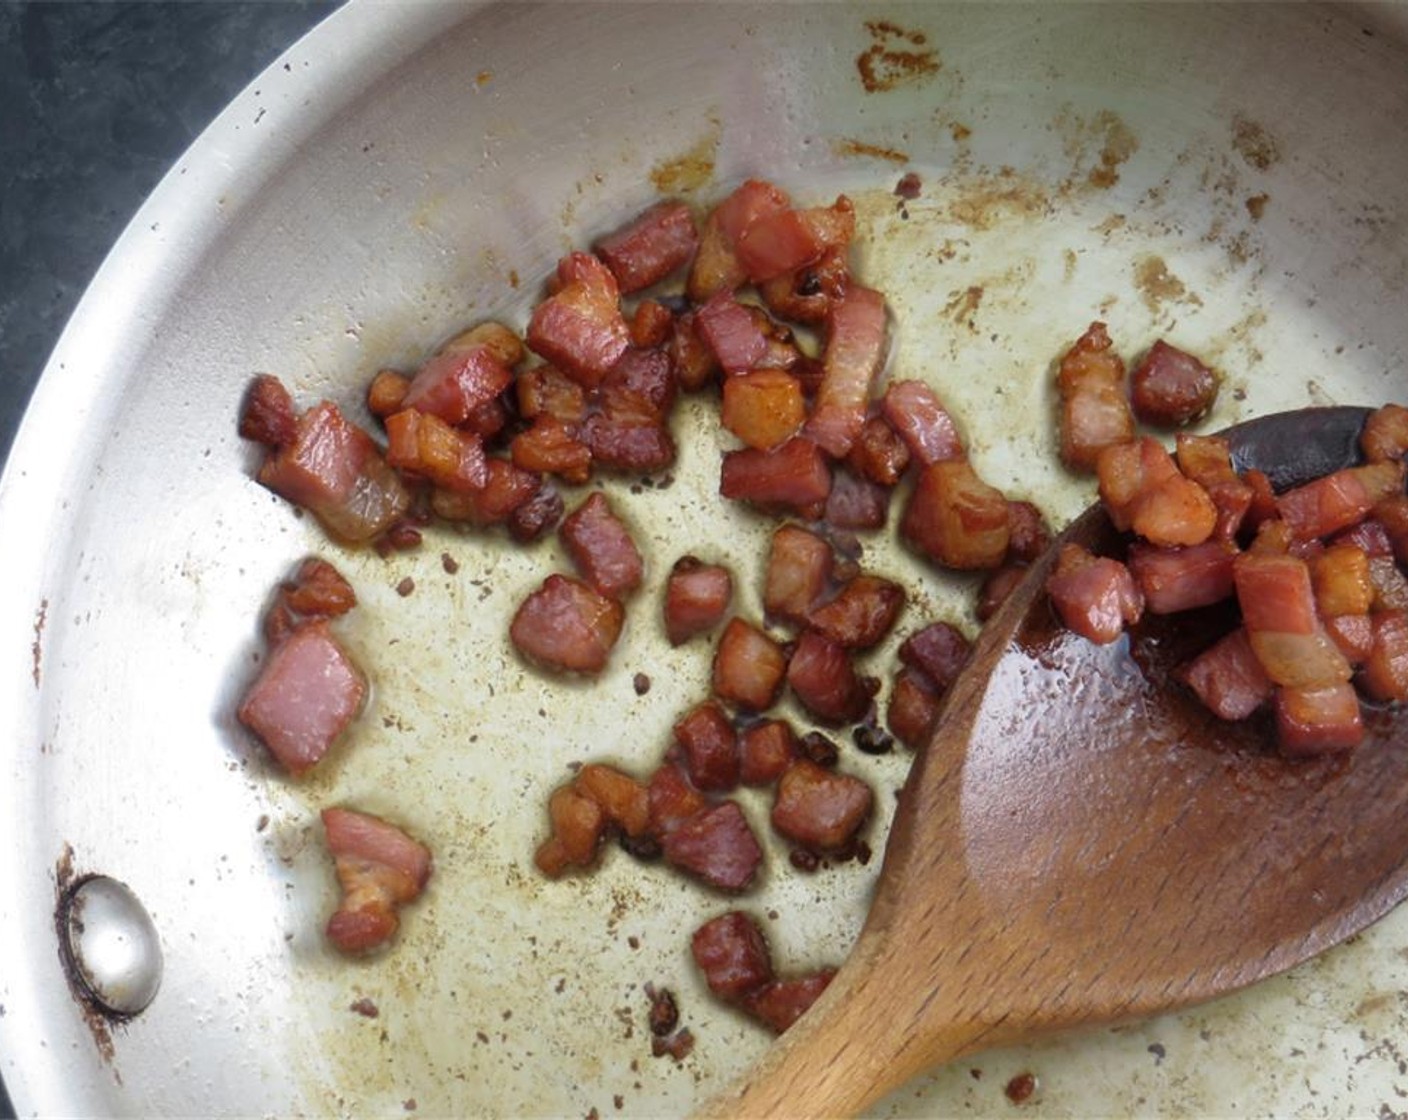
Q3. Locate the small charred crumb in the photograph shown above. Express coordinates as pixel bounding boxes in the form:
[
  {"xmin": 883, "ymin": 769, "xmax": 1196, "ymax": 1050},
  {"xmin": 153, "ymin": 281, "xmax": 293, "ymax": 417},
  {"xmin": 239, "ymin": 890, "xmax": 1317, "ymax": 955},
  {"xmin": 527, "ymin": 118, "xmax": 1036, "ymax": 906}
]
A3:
[
  {"xmin": 651, "ymin": 1027, "xmax": 695, "ymax": 1061},
  {"xmin": 796, "ymin": 271, "xmax": 823, "ymax": 298},
  {"xmin": 789, "ymin": 847, "xmax": 822, "ymax": 873},
  {"xmin": 657, "ymin": 473, "xmax": 676, "ymax": 490},
  {"xmin": 441, "ymin": 552, "xmax": 460, "ymax": 575},
  {"xmin": 1004, "ymin": 1072, "xmax": 1038, "ymax": 1104},
  {"xmin": 894, "ymin": 171, "xmax": 922, "ymax": 199},
  {"xmin": 614, "ymin": 1095, "xmax": 625, "ymax": 1110},
  {"xmin": 586, "ymin": 1109, "xmax": 601, "ymax": 1120},
  {"xmin": 852, "ymin": 723, "xmax": 894, "ymax": 755},
  {"xmin": 256, "ymin": 814, "xmax": 270, "ymax": 832},
  {"xmin": 386, "ymin": 524, "xmax": 423, "ymax": 552},
  {"xmin": 619, "ymin": 833, "xmax": 662, "ymax": 861},
  {"xmin": 1148, "ymin": 1042, "xmax": 1166, "ymax": 1064},
  {"xmin": 645, "ymin": 983, "xmax": 680, "ymax": 1037},
  {"xmin": 633, "ymin": 672, "xmax": 652, "ymax": 696},
  {"xmin": 349, "ymin": 997, "xmax": 380, "ymax": 1019},
  {"xmin": 476, "ymin": 1030, "xmax": 490, "ymax": 1044},
  {"xmin": 798, "ymin": 731, "xmax": 840, "ymax": 767},
  {"xmin": 970, "ymin": 1068, "xmax": 983, "ymax": 1080},
  {"xmin": 396, "ymin": 577, "xmax": 416, "ymax": 597},
  {"xmin": 845, "ymin": 839, "xmax": 873, "ymax": 865},
  {"xmin": 1245, "ymin": 193, "xmax": 1270, "ymax": 221},
  {"xmin": 627, "ymin": 935, "xmax": 640, "ymax": 949},
  {"xmin": 507, "ymin": 485, "xmax": 564, "ymax": 542},
  {"xmin": 403, "ymin": 1100, "xmax": 417, "ymax": 1112}
]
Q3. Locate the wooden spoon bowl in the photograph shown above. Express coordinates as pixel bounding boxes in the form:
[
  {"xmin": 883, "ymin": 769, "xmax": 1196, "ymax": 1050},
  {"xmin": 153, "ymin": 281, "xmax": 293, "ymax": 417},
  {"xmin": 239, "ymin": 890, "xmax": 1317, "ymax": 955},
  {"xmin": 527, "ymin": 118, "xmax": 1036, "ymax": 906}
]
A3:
[{"xmin": 706, "ymin": 406, "xmax": 1408, "ymax": 1117}]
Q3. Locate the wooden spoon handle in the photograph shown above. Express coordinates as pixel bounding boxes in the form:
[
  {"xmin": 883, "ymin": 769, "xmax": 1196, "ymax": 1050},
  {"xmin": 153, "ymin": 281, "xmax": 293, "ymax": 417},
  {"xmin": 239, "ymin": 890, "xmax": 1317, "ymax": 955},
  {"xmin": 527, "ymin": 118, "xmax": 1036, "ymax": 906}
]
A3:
[{"xmin": 697, "ymin": 923, "xmax": 996, "ymax": 1118}]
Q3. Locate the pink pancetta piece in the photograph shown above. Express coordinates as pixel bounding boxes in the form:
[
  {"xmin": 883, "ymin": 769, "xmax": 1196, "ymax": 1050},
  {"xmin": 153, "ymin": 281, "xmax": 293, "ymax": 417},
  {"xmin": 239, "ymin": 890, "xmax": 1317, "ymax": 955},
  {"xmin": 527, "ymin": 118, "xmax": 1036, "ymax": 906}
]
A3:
[
  {"xmin": 594, "ymin": 200, "xmax": 700, "ymax": 294},
  {"xmin": 695, "ymin": 290, "xmax": 769, "ymax": 376},
  {"xmin": 559, "ymin": 492, "xmax": 644, "ymax": 600},
  {"xmin": 510, "ymin": 574, "xmax": 626, "ymax": 675},
  {"xmin": 238, "ymin": 620, "xmax": 366, "ymax": 776},
  {"xmin": 322, "ymin": 807, "xmax": 432, "ymax": 955},
  {"xmin": 527, "ymin": 252, "xmax": 632, "ymax": 388},
  {"xmin": 880, "ymin": 379, "xmax": 965, "ymax": 466},
  {"xmin": 805, "ymin": 286, "xmax": 888, "ymax": 458},
  {"xmin": 256, "ymin": 397, "xmax": 411, "ymax": 544},
  {"xmin": 401, "ymin": 343, "xmax": 514, "ymax": 427}
]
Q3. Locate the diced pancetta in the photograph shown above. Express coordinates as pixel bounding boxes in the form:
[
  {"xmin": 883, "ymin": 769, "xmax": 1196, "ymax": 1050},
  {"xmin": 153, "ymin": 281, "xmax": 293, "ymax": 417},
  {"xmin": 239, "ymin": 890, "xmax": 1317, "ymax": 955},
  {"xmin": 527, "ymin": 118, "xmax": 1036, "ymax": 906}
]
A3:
[
  {"xmin": 238, "ymin": 621, "xmax": 366, "ymax": 776},
  {"xmin": 322, "ymin": 807, "xmax": 432, "ymax": 955},
  {"xmin": 256, "ymin": 397, "xmax": 411, "ymax": 544},
  {"xmin": 559, "ymin": 492, "xmax": 644, "ymax": 600},
  {"xmin": 664, "ymin": 557, "xmax": 734, "ymax": 645},
  {"xmin": 1045, "ymin": 544, "xmax": 1143, "ymax": 645},
  {"xmin": 509, "ymin": 574, "xmax": 625, "ymax": 675},
  {"xmin": 805, "ymin": 286, "xmax": 888, "ymax": 458},
  {"xmin": 594, "ymin": 200, "xmax": 700, "ymax": 294},
  {"xmin": 712, "ymin": 618, "xmax": 789, "ymax": 712},
  {"xmin": 527, "ymin": 252, "xmax": 631, "ymax": 388}
]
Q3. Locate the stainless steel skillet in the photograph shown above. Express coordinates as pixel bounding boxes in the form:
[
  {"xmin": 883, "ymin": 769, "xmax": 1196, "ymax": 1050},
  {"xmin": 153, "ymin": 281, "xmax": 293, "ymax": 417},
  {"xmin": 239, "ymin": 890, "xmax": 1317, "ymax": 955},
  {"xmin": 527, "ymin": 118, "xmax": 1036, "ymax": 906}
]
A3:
[{"xmin": 2, "ymin": 3, "xmax": 1407, "ymax": 1115}]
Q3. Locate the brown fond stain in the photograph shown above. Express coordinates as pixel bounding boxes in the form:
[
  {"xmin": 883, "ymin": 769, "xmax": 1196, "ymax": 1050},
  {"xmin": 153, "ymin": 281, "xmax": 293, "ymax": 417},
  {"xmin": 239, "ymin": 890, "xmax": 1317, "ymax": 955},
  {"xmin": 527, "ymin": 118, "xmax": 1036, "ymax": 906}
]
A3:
[
  {"xmin": 1134, "ymin": 254, "xmax": 1201, "ymax": 314},
  {"xmin": 1232, "ymin": 116, "xmax": 1280, "ymax": 171},
  {"xmin": 32, "ymin": 597, "xmax": 47, "ymax": 688},
  {"xmin": 946, "ymin": 172, "xmax": 1052, "ymax": 231},
  {"xmin": 943, "ymin": 285, "xmax": 985, "ymax": 332},
  {"xmin": 857, "ymin": 19, "xmax": 940, "ymax": 92},
  {"xmin": 1089, "ymin": 111, "xmax": 1139, "ymax": 188},
  {"xmin": 1063, "ymin": 248, "xmax": 1079, "ymax": 282},
  {"xmin": 650, "ymin": 121, "xmax": 719, "ymax": 194},
  {"xmin": 1354, "ymin": 991, "xmax": 1396, "ymax": 1019},
  {"xmin": 1057, "ymin": 108, "xmax": 1139, "ymax": 190},
  {"xmin": 1246, "ymin": 193, "xmax": 1270, "ymax": 221},
  {"xmin": 832, "ymin": 138, "xmax": 910, "ymax": 165},
  {"xmin": 1094, "ymin": 214, "xmax": 1128, "ymax": 237}
]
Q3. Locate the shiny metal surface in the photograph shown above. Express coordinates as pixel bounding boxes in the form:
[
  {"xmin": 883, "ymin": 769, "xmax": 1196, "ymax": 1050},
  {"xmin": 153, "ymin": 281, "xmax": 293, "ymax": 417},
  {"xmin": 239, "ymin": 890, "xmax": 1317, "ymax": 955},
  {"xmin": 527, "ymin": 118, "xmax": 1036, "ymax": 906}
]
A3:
[
  {"xmin": 1, "ymin": 2, "xmax": 1406, "ymax": 1116},
  {"xmin": 60, "ymin": 876, "xmax": 164, "ymax": 1019}
]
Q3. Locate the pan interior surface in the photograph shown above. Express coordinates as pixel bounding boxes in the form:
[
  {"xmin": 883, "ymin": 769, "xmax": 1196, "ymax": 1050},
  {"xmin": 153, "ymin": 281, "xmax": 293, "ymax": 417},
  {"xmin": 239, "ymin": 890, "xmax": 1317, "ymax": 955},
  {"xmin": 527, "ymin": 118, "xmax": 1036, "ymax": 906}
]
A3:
[{"xmin": 1, "ymin": 3, "xmax": 1406, "ymax": 1116}]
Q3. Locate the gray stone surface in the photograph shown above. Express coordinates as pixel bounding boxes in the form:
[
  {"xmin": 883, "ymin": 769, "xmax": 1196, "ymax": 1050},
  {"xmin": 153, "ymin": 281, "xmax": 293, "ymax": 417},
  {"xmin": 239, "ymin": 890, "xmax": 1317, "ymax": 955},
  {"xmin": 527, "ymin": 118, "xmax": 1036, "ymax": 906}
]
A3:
[
  {"xmin": 0, "ymin": 4, "xmax": 338, "ymax": 1113},
  {"xmin": 0, "ymin": 0, "xmax": 336, "ymax": 468}
]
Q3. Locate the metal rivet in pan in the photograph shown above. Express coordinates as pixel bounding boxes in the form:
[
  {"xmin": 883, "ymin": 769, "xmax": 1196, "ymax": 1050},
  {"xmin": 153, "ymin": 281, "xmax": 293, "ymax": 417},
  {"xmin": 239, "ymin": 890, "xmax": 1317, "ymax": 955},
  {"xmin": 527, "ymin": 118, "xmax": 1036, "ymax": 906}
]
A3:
[{"xmin": 60, "ymin": 875, "xmax": 163, "ymax": 1019}]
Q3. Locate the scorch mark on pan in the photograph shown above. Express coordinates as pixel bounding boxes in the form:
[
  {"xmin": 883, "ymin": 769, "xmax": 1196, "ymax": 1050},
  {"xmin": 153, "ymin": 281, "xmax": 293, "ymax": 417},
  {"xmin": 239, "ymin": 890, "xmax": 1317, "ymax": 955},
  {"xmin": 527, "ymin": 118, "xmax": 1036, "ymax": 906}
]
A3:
[
  {"xmin": 32, "ymin": 596, "xmax": 48, "ymax": 688},
  {"xmin": 650, "ymin": 116, "xmax": 720, "ymax": 195},
  {"xmin": 856, "ymin": 19, "xmax": 940, "ymax": 92},
  {"xmin": 1054, "ymin": 108, "xmax": 1140, "ymax": 191},
  {"xmin": 1232, "ymin": 116, "xmax": 1281, "ymax": 171},
  {"xmin": 1134, "ymin": 255, "xmax": 1202, "ymax": 316},
  {"xmin": 832, "ymin": 138, "xmax": 911, "ymax": 165}
]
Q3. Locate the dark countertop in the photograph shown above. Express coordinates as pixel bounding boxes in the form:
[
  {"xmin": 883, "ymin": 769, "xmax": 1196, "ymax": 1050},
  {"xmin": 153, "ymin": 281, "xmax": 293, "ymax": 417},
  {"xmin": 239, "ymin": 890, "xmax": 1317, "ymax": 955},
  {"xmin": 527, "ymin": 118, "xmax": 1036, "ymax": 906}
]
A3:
[{"xmin": 0, "ymin": 5, "xmax": 339, "ymax": 1114}]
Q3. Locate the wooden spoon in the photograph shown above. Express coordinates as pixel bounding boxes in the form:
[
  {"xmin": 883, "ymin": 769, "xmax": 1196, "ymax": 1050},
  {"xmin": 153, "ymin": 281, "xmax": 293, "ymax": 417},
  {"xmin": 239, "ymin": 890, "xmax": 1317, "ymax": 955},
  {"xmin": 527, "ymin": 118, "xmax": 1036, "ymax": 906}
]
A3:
[{"xmin": 705, "ymin": 406, "xmax": 1408, "ymax": 1118}]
